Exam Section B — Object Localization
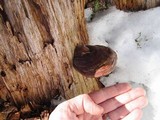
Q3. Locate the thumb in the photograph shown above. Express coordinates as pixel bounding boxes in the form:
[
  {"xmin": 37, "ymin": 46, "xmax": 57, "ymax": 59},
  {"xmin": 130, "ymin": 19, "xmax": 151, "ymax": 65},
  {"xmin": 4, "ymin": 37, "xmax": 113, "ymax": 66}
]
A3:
[{"xmin": 83, "ymin": 94, "xmax": 104, "ymax": 115}]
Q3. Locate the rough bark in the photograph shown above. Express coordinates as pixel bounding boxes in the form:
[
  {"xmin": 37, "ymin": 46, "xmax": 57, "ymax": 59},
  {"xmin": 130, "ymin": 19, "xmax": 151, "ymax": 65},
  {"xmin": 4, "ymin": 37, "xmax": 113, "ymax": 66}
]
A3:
[
  {"xmin": 86, "ymin": 0, "xmax": 160, "ymax": 11},
  {"xmin": 112, "ymin": 0, "xmax": 160, "ymax": 11},
  {"xmin": 0, "ymin": 0, "xmax": 103, "ymax": 118}
]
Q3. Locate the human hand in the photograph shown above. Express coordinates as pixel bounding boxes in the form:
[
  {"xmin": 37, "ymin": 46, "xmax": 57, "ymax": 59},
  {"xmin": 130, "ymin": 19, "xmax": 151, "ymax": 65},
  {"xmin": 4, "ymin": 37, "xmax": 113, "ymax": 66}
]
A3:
[{"xmin": 49, "ymin": 83, "xmax": 148, "ymax": 120}]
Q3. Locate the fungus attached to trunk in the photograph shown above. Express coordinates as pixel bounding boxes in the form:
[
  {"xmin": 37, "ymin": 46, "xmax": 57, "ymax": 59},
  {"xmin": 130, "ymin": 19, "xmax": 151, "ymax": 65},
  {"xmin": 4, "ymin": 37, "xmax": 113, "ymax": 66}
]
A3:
[{"xmin": 73, "ymin": 45, "xmax": 117, "ymax": 78}]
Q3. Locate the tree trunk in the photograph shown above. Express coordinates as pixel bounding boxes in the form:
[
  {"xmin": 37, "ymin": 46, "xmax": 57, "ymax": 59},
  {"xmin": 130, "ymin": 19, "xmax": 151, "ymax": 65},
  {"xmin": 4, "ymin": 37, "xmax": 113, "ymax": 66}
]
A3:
[
  {"xmin": 0, "ymin": 0, "xmax": 103, "ymax": 118},
  {"xmin": 86, "ymin": 0, "xmax": 160, "ymax": 11},
  {"xmin": 112, "ymin": 0, "xmax": 160, "ymax": 11}
]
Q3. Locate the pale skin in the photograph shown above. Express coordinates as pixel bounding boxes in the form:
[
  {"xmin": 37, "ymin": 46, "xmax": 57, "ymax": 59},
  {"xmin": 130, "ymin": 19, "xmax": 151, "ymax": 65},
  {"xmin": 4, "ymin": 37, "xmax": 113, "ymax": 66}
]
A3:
[{"xmin": 49, "ymin": 83, "xmax": 148, "ymax": 120}]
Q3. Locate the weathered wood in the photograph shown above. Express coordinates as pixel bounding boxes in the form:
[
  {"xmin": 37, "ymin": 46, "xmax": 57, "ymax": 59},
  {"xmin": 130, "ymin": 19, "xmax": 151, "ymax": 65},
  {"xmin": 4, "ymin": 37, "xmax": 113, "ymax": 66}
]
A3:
[
  {"xmin": 112, "ymin": 0, "xmax": 160, "ymax": 11},
  {"xmin": 1, "ymin": 0, "xmax": 158, "ymax": 119},
  {"xmin": 0, "ymin": 0, "xmax": 103, "ymax": 118},
  {"xmin": 85, "ymin": 0, "xmax": 160, "ymax": 11}
]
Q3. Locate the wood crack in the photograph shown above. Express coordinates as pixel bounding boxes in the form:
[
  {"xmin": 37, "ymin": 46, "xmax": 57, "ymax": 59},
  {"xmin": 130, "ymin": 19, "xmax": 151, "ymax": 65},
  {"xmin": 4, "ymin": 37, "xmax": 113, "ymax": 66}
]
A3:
[
  {"xmin": 0, "ymin": 2, "xmax": 15, "ymax": 36},
  {"xmin": 0, "ymin": 1, "xmax": 9, "ymax": 23},
  {"xmin": 22, "ymin": 0, "xmax": 29, "ymax": 18},
  {"xmin": 43, "ymin": 39, "xmax": 54, "ymax": 48},
  {"xmin": 28, "ymin": 0, "xmax": 55, "ymax": 49},
  {"xmin": 0, "ymin": 70, "xmax": 6, "ymax": 77},
  {"xmin": 18, "ymin": 58, "xmax": 32, "ymax": 64}
]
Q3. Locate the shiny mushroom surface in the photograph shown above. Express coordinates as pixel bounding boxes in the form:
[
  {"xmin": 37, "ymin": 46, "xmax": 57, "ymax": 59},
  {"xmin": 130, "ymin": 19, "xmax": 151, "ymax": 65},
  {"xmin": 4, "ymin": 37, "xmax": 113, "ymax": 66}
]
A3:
[{"xmin": 73, "ymin": 45, "xmax": 117, "ymax": 78}]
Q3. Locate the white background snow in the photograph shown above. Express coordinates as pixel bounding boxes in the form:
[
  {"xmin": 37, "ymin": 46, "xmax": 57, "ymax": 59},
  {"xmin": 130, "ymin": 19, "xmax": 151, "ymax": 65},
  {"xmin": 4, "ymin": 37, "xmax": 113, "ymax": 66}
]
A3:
[{"xmin": 85, "ymin": 6, "xmax": 160, "ymax": 120}]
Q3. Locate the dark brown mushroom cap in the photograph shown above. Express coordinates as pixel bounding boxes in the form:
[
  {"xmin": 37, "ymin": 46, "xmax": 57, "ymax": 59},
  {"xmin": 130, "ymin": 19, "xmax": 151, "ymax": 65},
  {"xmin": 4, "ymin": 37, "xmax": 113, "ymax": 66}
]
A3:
[{"xmin": 73, "ymin": 45, "xmax": 117, "ymax": 78}]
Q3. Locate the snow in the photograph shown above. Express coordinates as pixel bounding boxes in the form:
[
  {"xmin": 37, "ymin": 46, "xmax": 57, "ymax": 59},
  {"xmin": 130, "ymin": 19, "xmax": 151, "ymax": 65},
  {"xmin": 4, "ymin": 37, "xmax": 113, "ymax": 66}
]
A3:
[{"xmin": 86, "ymin": 6, "xmax": 160, "ymax": 120}]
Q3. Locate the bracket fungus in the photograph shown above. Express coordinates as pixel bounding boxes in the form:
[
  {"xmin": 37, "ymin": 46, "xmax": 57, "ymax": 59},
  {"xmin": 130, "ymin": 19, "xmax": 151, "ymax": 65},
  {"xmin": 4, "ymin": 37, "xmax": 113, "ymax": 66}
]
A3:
[{"xmin": 73, "ymin": 45, "xmax": 117, "ymax": 78}]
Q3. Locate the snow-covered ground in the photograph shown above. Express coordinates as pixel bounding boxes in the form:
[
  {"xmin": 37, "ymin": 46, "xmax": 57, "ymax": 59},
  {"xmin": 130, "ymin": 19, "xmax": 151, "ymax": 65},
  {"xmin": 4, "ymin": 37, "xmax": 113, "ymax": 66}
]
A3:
[{"xmin": 86, "ymin": 6, "xmax": 160, "ymax": 120}]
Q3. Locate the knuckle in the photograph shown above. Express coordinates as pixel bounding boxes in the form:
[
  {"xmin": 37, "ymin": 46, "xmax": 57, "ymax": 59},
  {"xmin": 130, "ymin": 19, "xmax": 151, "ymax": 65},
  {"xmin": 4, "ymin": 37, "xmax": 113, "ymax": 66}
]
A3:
[{"xmin": 80, "ymin": 94, "xmax": 90, "ymax": 100}]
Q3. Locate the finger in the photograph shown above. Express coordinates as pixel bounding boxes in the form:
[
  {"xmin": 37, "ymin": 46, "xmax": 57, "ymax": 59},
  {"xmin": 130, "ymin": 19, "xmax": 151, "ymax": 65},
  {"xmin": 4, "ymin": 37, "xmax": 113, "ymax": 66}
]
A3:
[
  {"xmin": 69, "ymin": 94, "xmax": 104, "ymax": 115},
  {"xmin": 108, "ymin": 96, "xmax": 148, "ymax": 120},
  {"xmin": 91, "ymin": 115, "xmax": 103, "ymax": 120},
  {"xmin": 115, "ymin": 88, "xmax": 146, "ymax": 104},
  {"xmin": 89, "ymin": 83, "xmax": 131, "ymax": 104},
  {"xmin": 99, "ymin": 87, "xmax": 146, "ymax": 113},
  {"xmin": 121, "ymin": 109, "xmax": 143, "ymax": 120},
  {"xmin": 49, "ymin": 103, "xmax": 79, "ymax": 120}
]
